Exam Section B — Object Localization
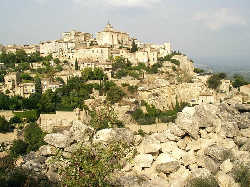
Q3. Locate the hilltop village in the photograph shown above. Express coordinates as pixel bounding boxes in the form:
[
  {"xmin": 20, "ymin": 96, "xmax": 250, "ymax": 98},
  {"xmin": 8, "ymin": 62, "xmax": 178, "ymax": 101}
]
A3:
[{"xmin": 0, "ymin": 23, "xmax": 250, "ymax": 186}]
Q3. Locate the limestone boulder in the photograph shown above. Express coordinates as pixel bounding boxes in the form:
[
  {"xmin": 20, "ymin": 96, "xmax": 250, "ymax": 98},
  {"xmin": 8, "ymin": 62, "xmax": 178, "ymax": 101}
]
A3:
[
  {"xmin": 220, "ymin": 159, "xmax": 234, "ymax": 174},
  {"xmin": 69, "ymin": 120, "xmax": 94, "ymax": 142},
  {"xmin": 93, "ymin": 128, "xmax": 134, "ymax": 145},
  {"xmin": 134, "ymin": 154, "xmax": 153, "ymax": 168},
  {"xmin": 137, "ymin": 136, "xmax": 161, "ymax": 154},
  {"xmin": 39, "ymin": 145, "xmax": 57, "ymax": 156},
  {"xmin": 44, "ymin": 133, "xmax": 72, "ymax": 148},
  {"xmin": 216, "ymin": 171, "xmax": 239, "ymax": 187},
  {"xmin": 204, "ymin": 145, "xmax": 229, "ymax": 162},
  {"xmin": 156, "ymin": 161, "xmax": 180, "ymax": 174}
]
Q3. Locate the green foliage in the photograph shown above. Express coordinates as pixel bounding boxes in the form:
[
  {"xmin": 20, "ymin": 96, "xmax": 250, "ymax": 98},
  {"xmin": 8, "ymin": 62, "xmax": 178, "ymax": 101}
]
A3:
[
  {"xmin": 137, "ymin": 129, "xmax": 146, "ymax": 137},
  {"xmin": 207, "ymin": 73, "xmax": 226, "ymax": 90},
  {"xmin": 74, "ymin": 59, "xmax": 78, "ymax": 70},
  {"xmin": 232, "ymin": 164, "xmax": 250, "ymax": 187},
  {"xmin": 89, "ymin": 104, "xmax": 124, "ymax": 130},
  {"xmin": 35, "ymin": 77, "xmax": 42, "ymax": 94},
  {"xmin": 0, "ymin": 50, "xmax": 52, "ymax": 69},
  {"xmin": 9, "ymin": 116, "xmax": 22, "ymax": 124},
  {"xmin": 130, "ymin": 40, "xmax": 138, "ymax": 53},
  {"xmin": 0, "ymin": 156, "xmax": 56, "ymax": 187},
  {"xmin": 23, "ymin": 123, "xmax": 46, "ymax": 153},
  {"xmin": 194, "ymin": 68, "xmax": 205, "ymax": 74},
  {"xmin": 127, "ymin": 85, "xmax": 138, "ymax": 94},
  {"xmin": 158, "ymin": 52, "xmax": 181, "ymax": 66},
  {"xmin": 10, "ymin": 140, "xmax": 28, "ymax": 158},
  {"xmin": 14, "ymin": 110, "xmax": 39, "ymax": 123},
  {"xmin": 57, "ymin": 142, "xmax": 130, "ymax": 187},
  {"xmin": 81, "ymin": 67, "xmax": 106, "ymax": 81},
  {"xmin": 232, "ymin": 74, "xmax": 249, "ymax": 88},
  {"xmin": 20, "ymin": 73, "xmax": 33, "ymax": 81},
  {"xmin": 0, "ymin": 116, "xmax": 11, "ymax": 133},
  {"xmin": 131, "ymin": 101, "xmax": 188, "ymax": 125},
  {"xmin": 106, "ymin": 84, "xmax": 126, "ymax": 104},
  {"xmin": 188, "ymin": 176, "xmax": 219, "ymax": 187}
]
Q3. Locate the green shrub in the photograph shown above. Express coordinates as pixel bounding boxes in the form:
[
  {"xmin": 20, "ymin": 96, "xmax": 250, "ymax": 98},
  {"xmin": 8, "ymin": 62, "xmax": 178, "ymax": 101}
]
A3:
[
  {"xmin": 57, "ymin": 142, "xmax": 131, "ymax": 187},
  {"xmin": 90, "ymin": 104, "xmax": 124, "ymax": 130},
  {"xmin": 232, "ymin": 164, "xmax": 250, "ymax": 187},
  {"xmin": 138, "ymin": 129, "xmax": 146, "ymax": 137},
  {"xmin": 0, "ymin": 156, "xmax": 56, "ymax": 187},
  {"xmin": 10, "ymin": 140, "xmax": 28, "ymax": 158},
  {"xmin": 24, "ymin": 123, "xmax": 46, "ymax": 153},
  {"xmin": 9, "ymin": 116, "xmax": 22, "ymax": 124},
  {"xmin": 106, "ymin": 86, "xmax": 126, "ymax": 104},
  {"xmin": 194, "ymin": 68, "xmax": 205, "ymax": 74},
  {"xmin": 207, "ymin": 73, "xmax": 227, "ymax": 90},
  {"xmin": 188, "ymin": 176, "xmax": 219, "ymax": 187},
  {"xmin": 0, "ymin": 116, "xmax": 11, "ymax": 133},
  {"xmin": 127, "ymin": 85, "xmax": 138, "ymax": 94},
  {"xmin": 14, "ymin": 110, "xmax": 39, "ymax": 123}
]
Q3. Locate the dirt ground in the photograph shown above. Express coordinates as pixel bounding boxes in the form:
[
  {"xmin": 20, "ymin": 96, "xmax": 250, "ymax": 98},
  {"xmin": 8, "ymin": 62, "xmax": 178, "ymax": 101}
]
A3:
[{"xmin": 0, "ymin": 130, "xmax": 18, "ymax": 144}]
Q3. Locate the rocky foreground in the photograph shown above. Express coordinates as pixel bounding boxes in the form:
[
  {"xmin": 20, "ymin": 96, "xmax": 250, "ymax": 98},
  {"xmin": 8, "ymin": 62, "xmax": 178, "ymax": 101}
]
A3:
[{"xmin": 21, "ymin": 103, "xmax": 250, "ymax": 187}]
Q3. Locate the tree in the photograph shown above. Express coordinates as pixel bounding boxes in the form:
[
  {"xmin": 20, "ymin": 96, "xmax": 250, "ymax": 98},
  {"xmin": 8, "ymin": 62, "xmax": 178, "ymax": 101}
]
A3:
[
  {"xmin": 75, "ymin": 58, "xmax": 79, "ymax": 70},
  {"xmin": 232, "ymin": 74, "xmax": 248, "ymax": 88},
  {"xmin": 0, "ymin": 116, "xmax": 11, "ymax": 133},
  {"xmin": 130, "ymin": 40, "xmax": 138, "ymax": 53},
  {"xmin": 24, "ymin": 123, "xmax": 46, "ymax": 153},
  {"xmin": 34, "ymin": 77, "xmax": 42, "ymax": 94}
]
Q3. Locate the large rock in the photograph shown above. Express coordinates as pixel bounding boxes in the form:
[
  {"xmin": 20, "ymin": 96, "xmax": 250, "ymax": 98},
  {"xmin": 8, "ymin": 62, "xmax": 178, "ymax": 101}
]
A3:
[
  {"xmin": 93, "ymin": 128, "xmax": 134, "ymax": 144},
  {"xmin": 156, "ymin": 161, "xmax": 180, "ymax": 174},
  {"xmin": 69, "ymin": 120, "xmax": 94, "ymax": 142},
  {"xmin": 39, "ymin": 145, "xmax": 57, "ymax": 156},
  {"xmin": 235, "ymin": 104, "xmax": 250, "ymax": 112},
  {"xmin": 216, "ymin": 171, "xmax": 239, "ymax": 187},
  {"xmin": 44, "ymin": 133, "xmax": 72, "ymax": 148},
  {"xmin": 204, "ymin": 145, "xmax": 230, "ymax": 162},
  {"xmin": 137, "ymin": 136, "xmax": 161, "ymax": 154},
  {"xmin": 134, "ymin": 154, "xmax": 153, "ymax": 168},
  {"xmin": 175, "ymin": 107, "xmax": 199, "ymax": 139},
  {"xmin": 220, "ymin": 159, "xmax": 234, "ymax": 173}
]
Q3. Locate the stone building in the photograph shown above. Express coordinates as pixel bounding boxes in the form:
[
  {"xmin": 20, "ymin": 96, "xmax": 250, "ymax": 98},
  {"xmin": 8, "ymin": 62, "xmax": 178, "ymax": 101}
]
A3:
[
  {"xmin": 74, "ymin": 47, "xmax": 111, "ymax": 63},
  {"xmin": 96, "ymin": 23, "xmax": 131, "ymax": 48},
  {"xmin": 62, "ymin": 30, "xmax": 92, "ymax": 42},
  {"xmin": 16, "ymin": 82, "xmax": 36, "ymax": 98}
]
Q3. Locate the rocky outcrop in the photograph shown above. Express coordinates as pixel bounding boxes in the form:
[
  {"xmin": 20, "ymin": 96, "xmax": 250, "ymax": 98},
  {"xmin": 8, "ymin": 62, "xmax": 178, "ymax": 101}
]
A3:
[{"xmin": 19, "ymin": 103, "xmax": 250, "ymax": 186}]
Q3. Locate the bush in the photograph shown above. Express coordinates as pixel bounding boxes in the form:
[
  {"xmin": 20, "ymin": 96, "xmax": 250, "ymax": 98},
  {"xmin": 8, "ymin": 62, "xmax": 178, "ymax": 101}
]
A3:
[
  {"xmin": 9, "ymin": 116, "xmax": 22, "ymax": 124},
  {"xmin": 0, "ymin": 156, "xmax": 56, "ymax": 187},
  {"xmin": 0, "ymin": 116, "xmax": 11, "ymax": 133},
  {"xmin": 127, "ymin": 85, "xmax": 138, "ymax": 94},
  {"xmin": 187, "ymin": 176, "xmax": 219, "ymax": 187},
  {"xmin": 194, "ymin": 68, "xmax": 205, "ymax": 74},
  {"xmin": 232, "ymin": 164, "xmax": 250, "ymax": 187},
  {"xmin": 90, "ymin": 104, "xmax": 124, "ymax": 130},
  {"xmin": 106, "ymin": 86, "xmax": 126, "ymax": 104},
  {"xmin": 207, "ymin": 74, "xmax": 222, "ymax": 90},
  {"xmin": 24, "ymin": 123, "xmax": 46, "ymax": 153},
  {"xmin": 57, "ymin": 142, "xmax": 131, "ymax": 187},
  {"xmin": 10, "ymin": 140, "xmax": 28, "ymax": 158},
  {"xmin": 14, "ymin": 110, "xmax": 39, "ymax": 123}
]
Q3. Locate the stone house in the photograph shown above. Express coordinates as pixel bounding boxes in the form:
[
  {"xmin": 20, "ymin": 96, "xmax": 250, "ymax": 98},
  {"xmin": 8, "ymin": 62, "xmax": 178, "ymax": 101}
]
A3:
[{"xmin": 16, "ymin": 82, "xmax": 36, "ymax": 98}]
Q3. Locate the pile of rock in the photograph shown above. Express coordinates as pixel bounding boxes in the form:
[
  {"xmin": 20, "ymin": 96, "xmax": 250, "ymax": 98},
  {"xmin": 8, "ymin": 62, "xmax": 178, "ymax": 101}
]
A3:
[
  {"xmin": 20, "ymin": 103, "xmax": 250, "ymax": 186},
  {"xmin": 118, "ymin": 103, "xmax": 250, "ymax": 186}
]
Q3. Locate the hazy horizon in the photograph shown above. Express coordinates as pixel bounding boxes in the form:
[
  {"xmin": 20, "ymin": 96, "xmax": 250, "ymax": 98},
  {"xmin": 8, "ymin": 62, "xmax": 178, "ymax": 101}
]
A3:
[{"xmin": 1, "ymin": 0, "xmax": 250, "ymax": 66}]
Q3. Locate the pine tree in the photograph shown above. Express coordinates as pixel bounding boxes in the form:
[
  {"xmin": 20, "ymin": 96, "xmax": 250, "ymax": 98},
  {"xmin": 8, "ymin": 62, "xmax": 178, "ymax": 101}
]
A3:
[
  {"xmin": 75, "ymin": 59, "xmax": 79, "ymax": 70},
  {"xmin": 130, "ymin": 40, "xmax": 138, "ymax": 53}
]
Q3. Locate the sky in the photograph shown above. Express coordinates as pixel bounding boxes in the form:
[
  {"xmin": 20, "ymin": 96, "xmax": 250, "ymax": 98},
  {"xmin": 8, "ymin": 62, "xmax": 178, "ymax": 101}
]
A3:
[{"xmin": 0, "ymin": 0, "xmax": 250, "ymax": 67}]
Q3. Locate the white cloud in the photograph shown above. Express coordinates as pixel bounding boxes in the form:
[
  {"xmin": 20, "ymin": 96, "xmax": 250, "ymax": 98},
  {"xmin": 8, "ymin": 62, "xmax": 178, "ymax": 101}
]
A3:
[
  {"xmin": 193, "ymin": 8, "xmax": 246, "ymax": 31},
  {"xmin": 72, "ymin": 0, "xmax": 161, "ymax": 7}
]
